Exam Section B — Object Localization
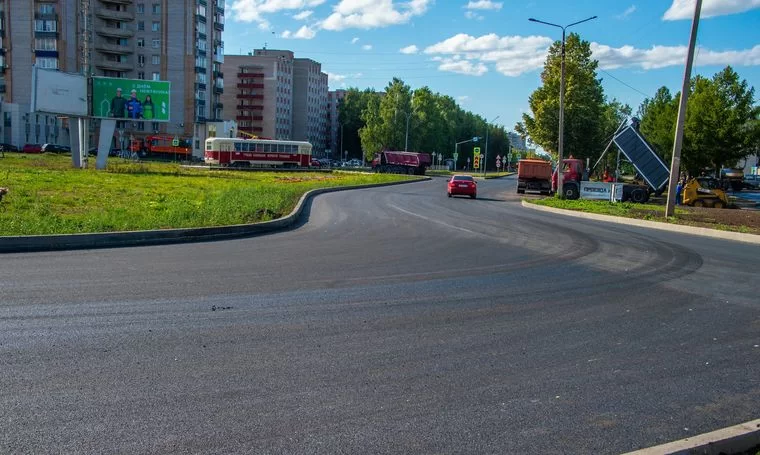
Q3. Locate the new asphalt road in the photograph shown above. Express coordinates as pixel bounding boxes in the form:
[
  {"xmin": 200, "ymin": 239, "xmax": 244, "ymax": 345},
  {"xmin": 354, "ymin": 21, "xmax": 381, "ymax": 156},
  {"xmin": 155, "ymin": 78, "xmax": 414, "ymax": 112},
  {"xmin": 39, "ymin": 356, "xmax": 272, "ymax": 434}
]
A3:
[{"xmin": 1, "ymin": 175, "xmax": 758, "ymax": 454}]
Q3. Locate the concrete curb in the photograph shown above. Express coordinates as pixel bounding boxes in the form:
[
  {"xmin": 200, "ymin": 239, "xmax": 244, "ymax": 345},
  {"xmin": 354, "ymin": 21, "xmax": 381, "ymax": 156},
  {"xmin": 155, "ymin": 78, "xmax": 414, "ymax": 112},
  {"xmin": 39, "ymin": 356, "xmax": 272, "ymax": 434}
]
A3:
[
  {"xmin": 0, "ymin": 177, "xmax": 430, "ymax": 254},
  {"xmin": 521, "ymin": 200, "xmax": 760, "ymax": 245},
  {"xmin": 622, "ymin": 418, "xmax": 760, "ymax": 455}
]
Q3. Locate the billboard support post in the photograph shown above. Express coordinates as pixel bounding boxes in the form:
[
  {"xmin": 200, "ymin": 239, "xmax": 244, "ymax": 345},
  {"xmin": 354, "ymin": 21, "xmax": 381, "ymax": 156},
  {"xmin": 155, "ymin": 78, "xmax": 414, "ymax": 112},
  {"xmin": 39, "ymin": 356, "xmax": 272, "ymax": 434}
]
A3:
[{"xmin": 97, "ymin": 119, "xmax": 116, "ymax": 170}]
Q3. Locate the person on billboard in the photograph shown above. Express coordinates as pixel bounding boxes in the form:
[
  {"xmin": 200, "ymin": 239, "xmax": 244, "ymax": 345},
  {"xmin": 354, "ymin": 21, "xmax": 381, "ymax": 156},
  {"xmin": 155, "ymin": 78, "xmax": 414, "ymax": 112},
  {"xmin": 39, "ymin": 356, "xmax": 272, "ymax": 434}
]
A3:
[
  {"xmin": 126, "ymin": 89, "xmax": 143, "ymax": 119},
  {"xmin": 142, "ymin": 95, "xmax": 155, "ymax": 120},
  {"xmin": 110, "ymin": 88, "xmax": 127, "ymax": 118}
]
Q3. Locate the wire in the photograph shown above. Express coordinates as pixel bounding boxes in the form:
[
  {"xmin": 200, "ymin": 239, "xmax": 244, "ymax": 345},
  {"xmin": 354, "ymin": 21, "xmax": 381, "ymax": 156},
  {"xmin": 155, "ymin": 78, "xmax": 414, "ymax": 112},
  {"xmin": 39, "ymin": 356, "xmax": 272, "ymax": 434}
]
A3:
[{"xmin": 599, "ymin": 69, "xmax": 650, "ymax": 98}]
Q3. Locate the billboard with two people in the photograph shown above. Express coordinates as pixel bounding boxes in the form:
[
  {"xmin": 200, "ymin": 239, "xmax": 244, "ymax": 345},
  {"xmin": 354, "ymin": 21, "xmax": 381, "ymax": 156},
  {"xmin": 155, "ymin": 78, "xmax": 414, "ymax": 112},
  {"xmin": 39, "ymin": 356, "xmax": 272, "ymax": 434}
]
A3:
[{"xmin": 92, "ymin": 77, "xmax": 171, "ymax": 122}]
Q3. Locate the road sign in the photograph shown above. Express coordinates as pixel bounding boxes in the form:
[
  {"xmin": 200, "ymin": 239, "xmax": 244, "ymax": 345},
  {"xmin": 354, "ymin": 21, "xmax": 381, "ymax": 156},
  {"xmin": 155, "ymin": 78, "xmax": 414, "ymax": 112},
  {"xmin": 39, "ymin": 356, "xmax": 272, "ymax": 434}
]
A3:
[
  {"xmin": 496, "ymin": 155, "xmax": 501, "ymax": 161},
  {"xmin": 453, "ymin": 152, "xmax": 459, "ymax": 161},
  {"xmin": 172, "ymin": 137, "xmax": 179, "ymax": 147},
  {"xmin": 496, "ymin": 158, "xmax": 502, "ymax": 168},
  {"xmin": 473, "ymin": 147, "xmax": 481, "ymax": 155},
  {"xmin": 474, "ymin": 154, "xmax": 481, "ymax": 170}
]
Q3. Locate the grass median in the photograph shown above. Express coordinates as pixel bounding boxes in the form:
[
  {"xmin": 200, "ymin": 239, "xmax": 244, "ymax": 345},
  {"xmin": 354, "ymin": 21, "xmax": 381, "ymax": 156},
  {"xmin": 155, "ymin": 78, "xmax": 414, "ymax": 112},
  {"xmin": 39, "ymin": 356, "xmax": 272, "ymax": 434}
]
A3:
[
  {"xmin": 528, "ymin": 197, "xmax": 760, "ymax": 235},
  {"xmin": 0, "ymin": 153, "xmax": 417, "ymax": 236}
]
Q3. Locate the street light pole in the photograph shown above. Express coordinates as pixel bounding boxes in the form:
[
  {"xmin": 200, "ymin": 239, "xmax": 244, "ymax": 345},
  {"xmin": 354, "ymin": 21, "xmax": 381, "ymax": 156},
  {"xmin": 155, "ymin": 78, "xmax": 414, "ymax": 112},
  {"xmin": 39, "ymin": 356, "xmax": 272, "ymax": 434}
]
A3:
[
  {"xmin": 404, "ymin": 111, "xmax": 411, "ymax": 152},
  {"xmin": 483, "ymin": 115, "xmax": 500, "ymax": 177},
  {"xmin": 529, "ymin": 15, "xmax": 596, "ymax": 197}
]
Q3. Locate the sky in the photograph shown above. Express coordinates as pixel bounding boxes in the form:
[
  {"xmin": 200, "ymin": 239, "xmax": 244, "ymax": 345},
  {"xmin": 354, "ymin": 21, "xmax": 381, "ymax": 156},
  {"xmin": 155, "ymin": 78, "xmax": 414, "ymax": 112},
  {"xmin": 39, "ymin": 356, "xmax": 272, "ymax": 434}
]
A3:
[{"xmin": 223, "ymin": 0, "xmax": 760, "ymax": 136}]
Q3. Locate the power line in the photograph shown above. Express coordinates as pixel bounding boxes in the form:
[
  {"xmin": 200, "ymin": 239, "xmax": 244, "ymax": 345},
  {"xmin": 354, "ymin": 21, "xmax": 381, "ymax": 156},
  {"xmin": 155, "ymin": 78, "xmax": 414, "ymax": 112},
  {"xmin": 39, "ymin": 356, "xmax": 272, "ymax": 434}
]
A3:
[{"xmin": 599, "ymin": 68, "xmax": 650, "ymax": 98}]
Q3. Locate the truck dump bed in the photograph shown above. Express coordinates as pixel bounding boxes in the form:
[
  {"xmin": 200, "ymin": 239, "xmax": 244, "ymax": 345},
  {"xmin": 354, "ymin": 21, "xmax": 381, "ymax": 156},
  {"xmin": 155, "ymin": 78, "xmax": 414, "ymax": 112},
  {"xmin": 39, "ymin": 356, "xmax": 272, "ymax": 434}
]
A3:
[
  {"xmin": 613, "ymin": 125, "xmax": 670, "ymax": 192},
  {"xmin": 518, "ymin": 159, "xmax": 552, "ymax": 180}
]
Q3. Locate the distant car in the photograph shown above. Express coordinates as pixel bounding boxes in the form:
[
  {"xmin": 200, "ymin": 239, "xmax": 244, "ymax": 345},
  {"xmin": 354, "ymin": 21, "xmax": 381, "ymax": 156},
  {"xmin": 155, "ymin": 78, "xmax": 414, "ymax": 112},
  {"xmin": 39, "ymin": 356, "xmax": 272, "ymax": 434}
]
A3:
[
  {"xmin": 0, "ymin": 143, "xmax": 19, "ymax": 152},
  {"xmin": 744, "ymin": 174, "xmax": 760, "ymax": 190},
  {"xmin": 348, "ymin": 159, "xmax": 363, "ymax": 167},
  {"xmin": 447, "ymin": 175, "xmax": 477, "ymax": 199},
  {"xmin": 310, "ymin": 158, "xmax": 322, "ymax": 167},
  {"xmin": 42, "ymin": 143, "xmax": 71, "ymax": 154},
  {"xmin": 22, "ymin": 144, "xmax": 43, "ymax": 154}
]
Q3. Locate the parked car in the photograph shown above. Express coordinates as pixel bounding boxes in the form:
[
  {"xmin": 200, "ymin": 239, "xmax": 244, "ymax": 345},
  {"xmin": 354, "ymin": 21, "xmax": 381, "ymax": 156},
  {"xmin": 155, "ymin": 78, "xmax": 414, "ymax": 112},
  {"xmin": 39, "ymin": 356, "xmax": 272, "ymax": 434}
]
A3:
[
  {"xmin": 0, "ymin": 143, "xmax": 19, "ymax": 153},
  {"xmin": 310, "ymin": 158, "xmax": 322, "ymax": 167},
  {"xmin": 744, "ymin": 174, "xmax": 760, "ymax": 190},
  {"xmin": 22, "ymin": 144, "xmax": 43, "ymax": 154},
  {"xmin": 447, "ymin": 175, "xmax": 477, "ymax": 199},
  {"xmin": 42, "ymin": 143, "xmax": 71, "ymax": 154}
]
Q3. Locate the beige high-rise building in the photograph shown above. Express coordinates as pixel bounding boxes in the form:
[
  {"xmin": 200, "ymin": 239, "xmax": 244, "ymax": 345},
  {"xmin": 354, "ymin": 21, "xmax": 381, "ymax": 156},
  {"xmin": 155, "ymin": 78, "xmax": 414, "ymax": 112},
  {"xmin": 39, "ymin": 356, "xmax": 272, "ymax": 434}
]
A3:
[
  {"xmin": 221, "ymin": 49, "xmax": 329, "ymax": 155},
  {"xmin": 0, "ymin": 0, "xmax": 225, "ymax": 156}
]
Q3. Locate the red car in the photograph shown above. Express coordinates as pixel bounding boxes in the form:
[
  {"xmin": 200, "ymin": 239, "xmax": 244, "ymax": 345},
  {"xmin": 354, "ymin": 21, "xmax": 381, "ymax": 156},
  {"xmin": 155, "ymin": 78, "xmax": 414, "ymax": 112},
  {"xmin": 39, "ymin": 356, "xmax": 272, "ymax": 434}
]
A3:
[
  {"xmin": 447, "ymin": 175, "xmax": 477, "ymax": 199},
  {"xmin": 22, "ymin": 144, "xmax": 43, "ymax": 154}
]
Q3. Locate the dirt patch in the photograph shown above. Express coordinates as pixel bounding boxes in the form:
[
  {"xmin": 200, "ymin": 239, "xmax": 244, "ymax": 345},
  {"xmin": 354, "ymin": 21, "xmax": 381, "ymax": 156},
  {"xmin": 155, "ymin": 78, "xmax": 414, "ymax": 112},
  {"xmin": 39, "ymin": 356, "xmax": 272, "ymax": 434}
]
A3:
[{"xmin": 629, "ymin": 206, "xmax": 760, "ymax": 234}]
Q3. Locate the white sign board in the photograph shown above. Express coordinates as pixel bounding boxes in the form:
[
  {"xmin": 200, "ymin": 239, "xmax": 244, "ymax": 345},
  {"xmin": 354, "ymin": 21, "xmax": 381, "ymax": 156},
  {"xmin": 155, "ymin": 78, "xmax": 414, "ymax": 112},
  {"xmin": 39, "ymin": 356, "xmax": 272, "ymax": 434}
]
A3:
[
  {"xmin": 31, "ymin": 67, "xmax": 88, "ymax": 117},
  {"xmin": 580, "ymin": 182, "xmax": 615, "ymax": 201}
]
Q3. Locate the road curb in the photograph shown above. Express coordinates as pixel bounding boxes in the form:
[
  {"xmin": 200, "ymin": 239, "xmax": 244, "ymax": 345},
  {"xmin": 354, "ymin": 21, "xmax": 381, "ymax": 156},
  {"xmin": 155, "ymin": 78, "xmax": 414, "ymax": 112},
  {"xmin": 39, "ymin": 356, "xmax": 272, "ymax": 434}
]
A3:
[
  {"xmin": 622, "ymin": 418, "xmax": 760, "ymax": 455},
  {"xmin": 521, "ymin": 200, "xmax": 760, "ymax": 245},
  {"xmin": 0, "ymin": 177, "xmax": 429, "ymax": 253}
]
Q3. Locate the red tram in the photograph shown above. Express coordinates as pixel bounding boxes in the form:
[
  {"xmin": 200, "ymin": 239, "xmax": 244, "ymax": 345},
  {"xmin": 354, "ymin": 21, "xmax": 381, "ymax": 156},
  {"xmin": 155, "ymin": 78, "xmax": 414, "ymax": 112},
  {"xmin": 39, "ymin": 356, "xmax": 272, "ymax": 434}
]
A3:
[{"xmin": 204, "ymin": 137, "xmax": 313, "ymax": 168}]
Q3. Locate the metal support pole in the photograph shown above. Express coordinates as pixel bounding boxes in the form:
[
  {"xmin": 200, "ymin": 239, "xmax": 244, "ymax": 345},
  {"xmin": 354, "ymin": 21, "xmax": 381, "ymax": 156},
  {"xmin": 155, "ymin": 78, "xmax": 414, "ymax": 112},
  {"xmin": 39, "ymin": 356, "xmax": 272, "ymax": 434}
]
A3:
[
  {"xmin": 557, "ymin": 28, "xmax": 566, "ymax": 197},
  {"xmin": 405, "ymin": 113, "xmax": 410, "ymax": 152},
  {"xmin": 665, "ymin": 0, "xmax": 702, "ymax": 217}
]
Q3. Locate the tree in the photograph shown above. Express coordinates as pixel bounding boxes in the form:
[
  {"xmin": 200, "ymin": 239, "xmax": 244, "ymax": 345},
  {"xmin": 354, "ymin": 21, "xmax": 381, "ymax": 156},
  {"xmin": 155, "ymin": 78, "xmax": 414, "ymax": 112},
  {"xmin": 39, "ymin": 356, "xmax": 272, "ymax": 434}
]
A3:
[
  {"xmin": 638, "ymin": 66, "xmax": 757, "ymax": 175},
  {"xmin": 516, "ymin": 33, "xmax": 610, "ymax": 162},
  {"xmin": 338, "ymin": 88, "xmax": 379, "ymax": 160}
]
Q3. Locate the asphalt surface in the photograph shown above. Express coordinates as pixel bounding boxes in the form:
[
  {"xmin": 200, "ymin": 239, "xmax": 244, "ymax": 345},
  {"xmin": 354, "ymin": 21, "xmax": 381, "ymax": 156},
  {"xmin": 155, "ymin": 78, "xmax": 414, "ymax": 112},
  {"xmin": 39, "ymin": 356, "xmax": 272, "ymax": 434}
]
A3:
[{"xmin": 1, "ymin": 175, "xmax": 758, "ymax": 454}]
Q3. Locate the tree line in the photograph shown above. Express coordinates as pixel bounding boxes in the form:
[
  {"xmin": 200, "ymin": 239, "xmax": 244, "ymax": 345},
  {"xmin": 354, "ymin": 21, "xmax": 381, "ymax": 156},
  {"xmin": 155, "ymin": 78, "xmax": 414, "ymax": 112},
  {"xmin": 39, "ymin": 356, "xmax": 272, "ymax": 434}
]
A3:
[{"xmin": 337, "ymin": 79, "xmax": 524, "ymax": 168}]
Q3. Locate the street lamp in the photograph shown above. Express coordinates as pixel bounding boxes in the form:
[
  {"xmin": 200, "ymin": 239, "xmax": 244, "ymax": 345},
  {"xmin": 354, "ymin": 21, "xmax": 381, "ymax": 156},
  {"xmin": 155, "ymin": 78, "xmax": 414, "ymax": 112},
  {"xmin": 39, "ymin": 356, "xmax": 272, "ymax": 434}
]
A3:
[
  {"xmin": 403, "ymin": 111, "xmax": 412, "ymax": 152},
  {"xmin": 529, "ymin": 15, "xmax": 596, "ymax": 197},
  {"xmin": 483, "ymin": 115, "xmax": 500, "ymax": 177}
]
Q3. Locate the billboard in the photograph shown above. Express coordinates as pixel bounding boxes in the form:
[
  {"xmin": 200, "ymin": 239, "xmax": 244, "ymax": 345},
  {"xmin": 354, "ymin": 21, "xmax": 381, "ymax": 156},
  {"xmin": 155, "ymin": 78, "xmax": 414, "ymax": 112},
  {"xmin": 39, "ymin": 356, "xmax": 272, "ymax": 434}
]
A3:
[
  {"xmin": 92, "ymin": 77, "xmax": 170, "ymax": 122},
  {"xmin": 31, "ymin": 67, "xmax": 88, "ymax": 117}
]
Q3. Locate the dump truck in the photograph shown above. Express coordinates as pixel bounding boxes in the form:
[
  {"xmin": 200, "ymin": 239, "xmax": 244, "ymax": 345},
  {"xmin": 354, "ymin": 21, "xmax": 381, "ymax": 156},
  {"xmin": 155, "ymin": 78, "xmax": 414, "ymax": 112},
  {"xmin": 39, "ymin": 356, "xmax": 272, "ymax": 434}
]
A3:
[
  {"xmin": 552, "ymin": 158, "xmax": 651, "ymax": 202},
  {"xmin": 516, "ymin": 159, "xmax": 552, "ymax": 195},
  {"xmin": 371, "ymin": 151, "xmax": 431, "ymax": 175}
]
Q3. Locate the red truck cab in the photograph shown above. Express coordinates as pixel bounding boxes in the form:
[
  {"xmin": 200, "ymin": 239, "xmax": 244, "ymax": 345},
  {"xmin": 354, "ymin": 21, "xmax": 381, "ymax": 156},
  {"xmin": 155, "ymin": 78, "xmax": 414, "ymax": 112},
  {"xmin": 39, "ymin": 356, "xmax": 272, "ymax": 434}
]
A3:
[{"xmin": 551, "ymin": 159, "xmax": 584, "ymax": 192}]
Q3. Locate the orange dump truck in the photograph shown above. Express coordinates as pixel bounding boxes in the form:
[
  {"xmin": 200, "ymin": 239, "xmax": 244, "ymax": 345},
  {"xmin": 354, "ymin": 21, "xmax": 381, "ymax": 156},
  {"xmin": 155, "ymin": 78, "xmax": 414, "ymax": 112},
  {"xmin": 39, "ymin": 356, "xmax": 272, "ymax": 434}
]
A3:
[{"xmin": 517, "ymin": 159, "xmax": 552, "ymax": 195}]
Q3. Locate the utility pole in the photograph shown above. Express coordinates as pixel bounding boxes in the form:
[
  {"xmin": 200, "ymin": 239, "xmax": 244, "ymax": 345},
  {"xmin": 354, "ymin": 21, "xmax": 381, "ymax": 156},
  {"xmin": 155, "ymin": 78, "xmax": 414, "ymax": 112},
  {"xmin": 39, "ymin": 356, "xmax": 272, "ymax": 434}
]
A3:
[{"xmin": 665, "ymin": 0, "xmax": 702, "ymax": 217}]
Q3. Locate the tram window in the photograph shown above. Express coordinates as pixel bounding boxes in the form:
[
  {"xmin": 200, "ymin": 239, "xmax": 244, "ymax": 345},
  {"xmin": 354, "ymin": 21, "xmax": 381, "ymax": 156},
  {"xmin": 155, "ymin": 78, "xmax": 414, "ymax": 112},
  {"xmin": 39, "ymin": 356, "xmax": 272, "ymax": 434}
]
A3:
[{"xmin": 234, "ymin": 142, "xmax": 242, "ymax": 152}]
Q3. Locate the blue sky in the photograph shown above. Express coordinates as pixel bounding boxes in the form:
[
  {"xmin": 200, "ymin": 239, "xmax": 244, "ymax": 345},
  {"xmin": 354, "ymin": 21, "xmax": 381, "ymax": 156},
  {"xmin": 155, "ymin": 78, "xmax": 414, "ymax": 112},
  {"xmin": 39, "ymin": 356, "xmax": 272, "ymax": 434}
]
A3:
[{"xmin": 224, "ymin": 0, "xmax": 760, "ymax": 134}]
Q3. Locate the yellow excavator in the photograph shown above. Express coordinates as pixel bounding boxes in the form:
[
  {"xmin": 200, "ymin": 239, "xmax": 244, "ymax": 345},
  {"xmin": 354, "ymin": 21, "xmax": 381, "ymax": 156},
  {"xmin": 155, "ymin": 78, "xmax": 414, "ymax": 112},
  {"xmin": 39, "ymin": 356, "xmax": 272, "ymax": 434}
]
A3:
[{"xmin": 681, "ymin": 178, "xmax": 729, "ymax": 208}]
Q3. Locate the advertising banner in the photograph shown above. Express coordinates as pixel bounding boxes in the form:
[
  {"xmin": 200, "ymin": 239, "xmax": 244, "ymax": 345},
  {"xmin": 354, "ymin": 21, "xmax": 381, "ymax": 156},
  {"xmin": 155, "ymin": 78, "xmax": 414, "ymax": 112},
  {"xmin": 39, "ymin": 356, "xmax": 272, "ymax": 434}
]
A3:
[
  {"xmin": 31, "ymin": 67, "xmax": 88, "ymax": 117},
  {"xmin": 92, "ymin": 77, "xmax": 170, "ymax": 122},
  {"xmin": 580, "ymin": 181, "xmax": 614, "ymax": 201}
]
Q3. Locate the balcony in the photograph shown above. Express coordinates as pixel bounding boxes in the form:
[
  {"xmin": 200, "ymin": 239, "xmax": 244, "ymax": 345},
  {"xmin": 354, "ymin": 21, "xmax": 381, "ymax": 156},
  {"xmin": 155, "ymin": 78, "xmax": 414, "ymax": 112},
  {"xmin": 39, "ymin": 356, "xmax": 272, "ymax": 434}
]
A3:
[
  {"xmin": 214, "ymin": 102, "xmax": 223, "ymax": 109},
  {"xmin": 95, "ymin": 58, "xmax": 133, "ymax": 71},
  {"xmin": 95, "ymin": 42, "xmax": 133, "ymax": 55},
  {"xmin": 238, "ymin": 94, "xmax": 264, "ymax": 100},
  {"xmin": 236, "ymin": 104, "xmax": 263, "ymax": 110},
  {"xmin": 96, "ymin": 26, "xmax": 134, "ymax": 38},
  {"xmin": 237, "ymin": 83, "xmax": 264, "ymax": 89},
  {"xmin": 213, "ymin": 70, "xmax": 223, "ymax": 78},
  {"xmin": 195, "ymin": 82, "xmax": 207, "ymax": 90},
  {"xmin": 213, "ymin": 86, "xmax": 223, "ymax": 94},
  {"xmin": 238, "ymin": 72, "xmax": 264, "ymax": 78},
  {"xmin": 95, "ymin": 8, "xmax": 135, "ymax": 21},
  {"xmin": 214, "ymin": 21, "xmax": 224, "ymax": 31},
  {"xmin": 34, "ymin": 12, "xmax": 59, "ymax": 21},
  {"xmin": 101, "ymin": 0, "xmax": 132, "ymax": 4},
  {"xmin": 236, "ymin": 115, "xmax": 263, "ymax": 121}
]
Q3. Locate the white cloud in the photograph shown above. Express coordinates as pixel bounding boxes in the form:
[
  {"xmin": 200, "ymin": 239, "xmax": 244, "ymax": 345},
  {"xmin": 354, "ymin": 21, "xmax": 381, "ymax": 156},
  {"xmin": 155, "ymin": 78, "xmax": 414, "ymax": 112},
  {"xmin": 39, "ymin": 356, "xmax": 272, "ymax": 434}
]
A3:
[
  {"xmin": 465, "ymin": 0, "xmax": 503, "ymax": 10},
  {"xmin": 281, "ymin": 25, "xmax": 316, "ymax": 39},
  {"xmin": 663, "ymin": 0, "xmax": 760, "ymax": 20},
  {"xmin": 293, "ymin": 10, "xmax": 313, "ymax": 20},
  {"xmin": 438, "ymin": 58, "xmax": 488, "ymax": 76},
  {"xmin": 464, "ymin": 11, "xmax": 484, "ymax": 20},
  {"xmin": 592, "ymin": 42, "xmax": 760, "ymax": 69},
  {"xmin": 400, "ymin": 44, "xmax": 419, "ymax": 54},
  {"xmin": 321, "ymin": 0, "xmax": 433, "ymax": 31},
  {"xmin": 229, "ymin": 0, "xmax": 325, "ymax": 24},
  {"xmin": 617, "ymin": 5, "xmax": 637, "ymax": 19},
  {"xmin": 327, "ymin": 72, "xmax": 363, "ymax": 87},
  {"xmin": 362, "ymin": 44, "xmax": 373, "ymax": 50},
  {"xmin": 457, "ymin": 95, "xmax": 470, "ymax": 104},
  {"xmin": 424, "ymin": 32, "xmax": 760, "ymax": 78},
  {"xmin": 351, "ymin": 37, "xmax": 360, "ymax": 44}
]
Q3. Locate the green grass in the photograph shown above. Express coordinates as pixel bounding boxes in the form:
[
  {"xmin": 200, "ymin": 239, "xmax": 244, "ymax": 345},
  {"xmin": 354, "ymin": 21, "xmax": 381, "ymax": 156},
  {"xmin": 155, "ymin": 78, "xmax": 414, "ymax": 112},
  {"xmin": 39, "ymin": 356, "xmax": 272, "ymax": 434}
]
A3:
[{"xmin": 0, "ymin": 153, "xmax": 416, "ymax": 236}]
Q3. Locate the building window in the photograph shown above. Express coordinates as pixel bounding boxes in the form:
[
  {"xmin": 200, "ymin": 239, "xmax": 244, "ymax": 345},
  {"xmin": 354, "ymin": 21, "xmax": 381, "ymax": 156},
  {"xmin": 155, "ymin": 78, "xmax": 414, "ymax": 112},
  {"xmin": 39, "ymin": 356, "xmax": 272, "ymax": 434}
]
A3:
[
  {"xmin": 33, "ymin": 20, "xmax": 56, "ymax": 32},
  {"xmin": 151, "ymin": 55, "xmax": 160, "ymax": 65},
  {"xmin": 137, "ymin": 4, "xmax": 145, "ymax": 14},
  {"xmin": 152, "ymin": 72, "xmax": 160, "ymax": 80},
  {"xmin": 137, "ymin": 38, "xmax": 145, "ymax": 47},
  {"xmin": 138, "ymin": 54, "xmax": 145, "ymax": 65},
  {"xmin": 39, "ymin": 3, "xmax": 55, "ymax": 14},
  {"xmin": 197, "ymin": 4, "xmax": 206, "ymax": 16},
  {"xmin": 151, "ymin": 21, "xmax": 160, "ymax": 32},
  {"xmin": 152, "ymin": 3, "xmax": 161, "ymax": 14},
  {"xmin": 35, "ymin": 57, "xmax": 58, "ymax": 69},
  {"xmin": 137, "ymin": 21, "xmax": 145, "ymax": 31},
  {"xmin": 152, "ymin": 39, "xmax": 160, "ymax": 49},
  {"xmin": 138, "ymin": 71, "xmax": 145, "ymax": 79},
  {"xmin": 34, "ymin": 38, "xmax": 57, "ymax": 51}
]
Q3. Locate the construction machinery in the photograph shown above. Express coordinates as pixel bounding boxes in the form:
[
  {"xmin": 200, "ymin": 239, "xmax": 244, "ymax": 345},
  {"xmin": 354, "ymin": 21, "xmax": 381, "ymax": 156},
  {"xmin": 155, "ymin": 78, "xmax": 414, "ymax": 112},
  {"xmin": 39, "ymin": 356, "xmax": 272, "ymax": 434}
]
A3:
[{"xmin": 682, "ymin": 178, "xmax": 729, "ymax": 208}]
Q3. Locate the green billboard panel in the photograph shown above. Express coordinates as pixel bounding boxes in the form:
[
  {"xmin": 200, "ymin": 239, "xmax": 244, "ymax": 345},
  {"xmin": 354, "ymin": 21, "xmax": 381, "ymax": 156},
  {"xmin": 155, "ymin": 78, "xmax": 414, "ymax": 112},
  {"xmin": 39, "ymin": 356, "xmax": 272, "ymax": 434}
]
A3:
[{"xmin": 92, "ymin": 77, "xmax": 171, "ymax": 122}]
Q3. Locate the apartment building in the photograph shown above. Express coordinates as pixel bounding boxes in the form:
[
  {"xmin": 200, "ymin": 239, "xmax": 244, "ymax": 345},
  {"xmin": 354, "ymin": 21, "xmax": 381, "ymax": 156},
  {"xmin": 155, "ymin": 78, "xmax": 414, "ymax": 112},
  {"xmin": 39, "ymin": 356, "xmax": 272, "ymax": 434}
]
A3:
[
  {"xmin": 221, "ymin": 49, "xmax": 329, "ymax": 156},
  {"xmin": 0, "ymin": 0, "xmax": 225, "ymax": 157}
]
